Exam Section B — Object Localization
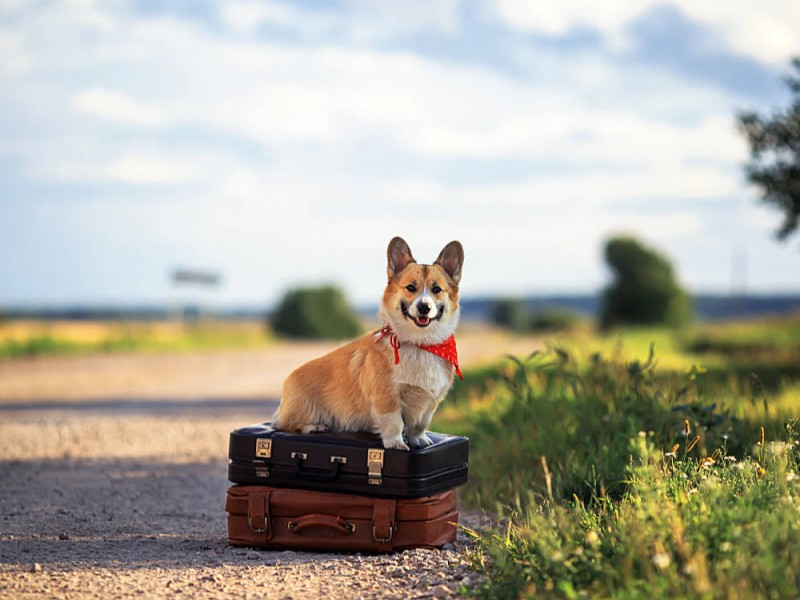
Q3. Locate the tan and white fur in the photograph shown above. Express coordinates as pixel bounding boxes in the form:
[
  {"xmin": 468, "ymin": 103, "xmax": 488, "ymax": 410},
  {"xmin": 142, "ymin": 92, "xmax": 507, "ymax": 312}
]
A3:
[{"xmin": 272, "ymin": 236, "xmax": 464, "ymax": 450}]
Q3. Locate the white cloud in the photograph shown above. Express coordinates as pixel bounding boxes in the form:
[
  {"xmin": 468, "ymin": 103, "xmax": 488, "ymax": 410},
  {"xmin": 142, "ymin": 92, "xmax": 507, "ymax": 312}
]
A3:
[
  {"xmin": 492, "ymin": 0, "xmax": 651, "ymax": 41},
  {"xmin": 220, "ymin": 0, "xmax": 306, "ymax": 34},
  {"xmin": 214, "ymin": 82, "xmax": 344, "ymax": 143},
  {"xmin": 19, "ymin": 6, "xmax": 747, "ymax": 196},
  {"xmin": 402, "ymin": 111, "xmax": 747, "ymax": 168},
  {"xmin": 73, "ymin": 88, "xmax": 168, "ymax": 126},
  {"xmin": 360, "ymin": 165, "xmax": 733, "ymax": 221},
  {"xmin": 103, "ymin": 155, "xmax": 199, "ymax": 184},
  {"xmin": 67, "ymin": 0, "xmax": 117, "ymax": 32},
  {"xmin": 676, "ymin": 2, "xmax": 800, "ymax": 65},
  {"xmin": 51, "ymin": 154, "xmax": 200, "ymax": 185},
  {"xmin": 0, "ymin": 30, "xmax": 34, "ymax": 76},
  {"xmin": 738, "ymin": 202, "xmax": 785, "ymax": 235},
  {"xmin": 219, "ymin": 0, "xmax": 462, "ymax": 42},
  {"xmin": 490, "ymin": 0, "xmax": 800, "ymax": 65},
  {"xmin": 217, "ymin": 168, "xmax": 264, "ymax": 202},
  {"xmin": 13, "ymin": 8, "xmax": 747, "ymax": 176},
  {"xmin": 604, "ymin": 211, "xmax": 703, "ymax": 240},
  {"xmin": 343, "ymin": 0, "xmax": 463, "ymax": 43}
]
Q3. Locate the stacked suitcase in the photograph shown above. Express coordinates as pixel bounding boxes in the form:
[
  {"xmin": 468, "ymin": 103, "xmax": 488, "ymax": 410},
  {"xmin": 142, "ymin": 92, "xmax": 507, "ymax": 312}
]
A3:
[{"xmin": 225, "ymin": 422, "xmax": 469, "ymax": 553}]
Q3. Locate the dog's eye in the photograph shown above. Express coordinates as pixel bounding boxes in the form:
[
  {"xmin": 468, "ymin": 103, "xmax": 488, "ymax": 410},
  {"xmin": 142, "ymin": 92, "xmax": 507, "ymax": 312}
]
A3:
[
  {"xmin": 431, "ymin": 284, "xmax": 442, "ymax": 294},
  {"xmin": 406, "ymin": 284, "xmax": 417, "ymax": 293}
]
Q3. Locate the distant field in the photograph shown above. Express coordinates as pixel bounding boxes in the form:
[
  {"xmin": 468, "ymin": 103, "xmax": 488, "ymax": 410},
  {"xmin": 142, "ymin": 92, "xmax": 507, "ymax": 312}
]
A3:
[{"xmin": 0, "ymin": 319, "xmax": 273, "ymax": 358}]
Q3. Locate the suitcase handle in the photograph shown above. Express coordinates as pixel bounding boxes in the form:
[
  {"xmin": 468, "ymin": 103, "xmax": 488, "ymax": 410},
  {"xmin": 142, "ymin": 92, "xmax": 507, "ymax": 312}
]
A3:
[
  {"xmin": 287, "ymin": 514, "xmax": 356, "ymax": 535},
  {"xmin": 293, "ymin": 455, "xmax": 342, "ymax": 482}
]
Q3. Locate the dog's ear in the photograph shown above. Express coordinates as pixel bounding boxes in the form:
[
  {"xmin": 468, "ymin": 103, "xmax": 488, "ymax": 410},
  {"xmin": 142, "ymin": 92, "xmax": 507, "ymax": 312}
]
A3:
[
  {"xmin": 434, "ymin": 241, "xmax": 464, "ymax": 285},
  {"xmin": 387, "ymin": 237, "xmax": 416, "ymax": 279}
]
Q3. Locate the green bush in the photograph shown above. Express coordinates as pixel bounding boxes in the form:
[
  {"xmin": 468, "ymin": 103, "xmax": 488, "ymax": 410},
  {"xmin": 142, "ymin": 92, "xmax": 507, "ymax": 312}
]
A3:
[
  {"xmin": 270, "ymin": 285, "xmax": 362, "ymax": 340},
  {"xmin": 0, "ymin": 335, "xmax": 81, "ymax": 358},
  {"xmin": 600, "ymin": 236, "xmax": 692, "ymax": 329},
  {"xmin": 491, "ymin": 300, "xmax": 580, "ymax": 333},
  {"xmin": 529, "ymin": 307, "xmax": 580, "ymax": 332},
  {"xmin": 491, "ymin": 298, "xmax": 531, "ymax": 332}
]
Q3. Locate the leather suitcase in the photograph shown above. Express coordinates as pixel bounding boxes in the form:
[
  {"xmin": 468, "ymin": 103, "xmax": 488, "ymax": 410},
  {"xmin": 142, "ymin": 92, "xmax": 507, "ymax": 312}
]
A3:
[
  {"xmin": 226, "ymin": 485, "xmax": 458, "ymax": 553},
  {"xmin": 228, "ymin": 422, "xmax": 468, "ymax": 498}
]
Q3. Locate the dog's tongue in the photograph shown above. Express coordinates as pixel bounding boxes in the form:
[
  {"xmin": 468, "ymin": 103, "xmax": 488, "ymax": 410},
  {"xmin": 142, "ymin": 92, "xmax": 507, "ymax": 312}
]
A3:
[{"xmin": 417, "ymin": 316, "xmax": 430, "ymax": 326}]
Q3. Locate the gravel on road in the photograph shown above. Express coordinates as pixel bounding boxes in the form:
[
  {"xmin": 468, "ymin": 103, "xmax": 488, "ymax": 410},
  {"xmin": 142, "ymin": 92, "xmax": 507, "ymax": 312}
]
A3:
[{"xmin": 0, "ymin": 332, "xmax": 540, "ymax": 598}]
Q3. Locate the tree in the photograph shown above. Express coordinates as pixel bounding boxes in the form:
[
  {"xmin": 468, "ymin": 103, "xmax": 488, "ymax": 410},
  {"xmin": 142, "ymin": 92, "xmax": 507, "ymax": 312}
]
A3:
[
  {"xmin": 600, "ymin": 236, "xmax": 691, "ymax": 329},
  {"xmin": 270, "ymin": 285, "xmax": 362, "ymax": 340},
  {"xmin": 737, "ymin": 57, "xmax": 800, "ymax": 245}
]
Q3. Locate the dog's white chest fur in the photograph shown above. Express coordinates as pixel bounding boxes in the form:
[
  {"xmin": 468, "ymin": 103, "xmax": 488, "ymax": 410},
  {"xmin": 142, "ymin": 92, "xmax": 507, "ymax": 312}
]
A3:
[{"xmin": 394, "ymin": 344, "xmax": 452, "ymax": 398}]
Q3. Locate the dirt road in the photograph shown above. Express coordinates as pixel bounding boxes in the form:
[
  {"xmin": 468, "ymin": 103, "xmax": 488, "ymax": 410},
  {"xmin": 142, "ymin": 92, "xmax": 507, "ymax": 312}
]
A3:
[{"xmin": 0, "ymin": 329, "xmax": 540, "ymax": 598}]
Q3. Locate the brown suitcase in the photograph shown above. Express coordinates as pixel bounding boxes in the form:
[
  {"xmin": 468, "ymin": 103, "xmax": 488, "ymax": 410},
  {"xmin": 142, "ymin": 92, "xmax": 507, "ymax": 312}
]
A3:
[{"xmin": 226, "ymin": 485, "xmax": 458, "ymax": 553}]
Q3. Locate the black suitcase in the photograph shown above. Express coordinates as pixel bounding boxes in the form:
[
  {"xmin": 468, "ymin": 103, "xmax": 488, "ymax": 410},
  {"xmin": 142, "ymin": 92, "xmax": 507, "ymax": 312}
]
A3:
[{"xmin": 227, "ymin": 422, "xmax": 468, "ymax": 498}]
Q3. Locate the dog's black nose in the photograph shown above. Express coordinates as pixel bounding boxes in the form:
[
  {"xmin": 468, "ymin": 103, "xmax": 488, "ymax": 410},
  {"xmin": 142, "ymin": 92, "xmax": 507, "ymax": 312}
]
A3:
[{"xmin": 417, "ymin": 301, "xmax": 431, "ymax": 315}]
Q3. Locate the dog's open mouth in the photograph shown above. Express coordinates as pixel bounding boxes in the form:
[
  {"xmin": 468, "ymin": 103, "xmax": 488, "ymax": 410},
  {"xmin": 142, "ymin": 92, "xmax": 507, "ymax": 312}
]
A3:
[{"xmin": 401, "ymin": 303, "xmax": 443, "ymax": 328}]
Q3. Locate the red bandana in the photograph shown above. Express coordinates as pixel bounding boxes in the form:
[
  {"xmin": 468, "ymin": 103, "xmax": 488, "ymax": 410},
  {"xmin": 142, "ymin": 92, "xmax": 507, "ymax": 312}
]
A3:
[{"xmin": 375, "ymin": 326, "xmax": 463, "ymax": 380}]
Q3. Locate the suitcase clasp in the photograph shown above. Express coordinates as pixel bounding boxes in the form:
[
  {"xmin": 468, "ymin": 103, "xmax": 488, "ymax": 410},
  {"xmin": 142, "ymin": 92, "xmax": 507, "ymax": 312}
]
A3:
[
  {"xmin": 253, "ymin": 460, "xmax": 270, "ymax": 478},
  {"xmin": 255, "ymin": 438, "xmax": 272, "ymax": 458},
  {"xmin": 367, "ymin": 449, "xmax": 384, "ymax": 486},
  {"xmin": 248, "ymin": 516, "xmax": 269, "ymax": 533},
  {"xmin": 373, "ymin": 524, "xmax": 393, "ymax": 542}
]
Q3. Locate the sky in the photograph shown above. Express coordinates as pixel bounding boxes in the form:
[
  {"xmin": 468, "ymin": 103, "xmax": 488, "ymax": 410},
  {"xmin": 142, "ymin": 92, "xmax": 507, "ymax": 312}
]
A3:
[{"xmin": 2, "ymin": 0, "xmax": 800, "ymax": 309}]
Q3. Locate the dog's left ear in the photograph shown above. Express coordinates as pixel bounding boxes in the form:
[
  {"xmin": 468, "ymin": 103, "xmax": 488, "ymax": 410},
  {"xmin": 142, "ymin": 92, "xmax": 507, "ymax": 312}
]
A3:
[{"xmin": 434, "ymin": 241, "xmax": 464, "ymax": 285}]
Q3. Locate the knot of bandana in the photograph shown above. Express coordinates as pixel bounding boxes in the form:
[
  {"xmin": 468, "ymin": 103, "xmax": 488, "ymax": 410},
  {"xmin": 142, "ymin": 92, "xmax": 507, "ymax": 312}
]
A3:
[
  {"xmin": 375, "ymin": 326, "xmax": 463, "ymax": 380},
  {"xmin": 375, "ymin": 326, "xmax": 401, "ymax": 365}
]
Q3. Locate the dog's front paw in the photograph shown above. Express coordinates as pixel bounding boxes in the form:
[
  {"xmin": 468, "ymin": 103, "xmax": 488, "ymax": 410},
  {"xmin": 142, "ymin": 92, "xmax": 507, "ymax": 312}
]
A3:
[
  {"xmin": 409, "ymin": 433, "xmax": 433, "ymax": 448},
  {"xmin": 301, "ymin": 424, "xmax": 330, "ymax": 434},
  {"xmin": 383, "ymin": 436, "xmax": 410, "ymax": 451}
]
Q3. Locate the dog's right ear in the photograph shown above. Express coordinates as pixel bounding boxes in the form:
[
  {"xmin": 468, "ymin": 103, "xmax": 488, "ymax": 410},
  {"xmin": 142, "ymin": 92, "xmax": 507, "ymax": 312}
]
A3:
[{"xmin": 387, "ymin": 236, "xmax": 416, "ymax": 279}]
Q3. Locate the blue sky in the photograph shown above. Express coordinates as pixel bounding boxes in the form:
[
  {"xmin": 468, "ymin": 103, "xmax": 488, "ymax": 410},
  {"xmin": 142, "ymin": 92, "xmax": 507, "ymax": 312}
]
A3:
[{"xmin": 2, "ymin": 0, "xmax": 799, "ymax": 308}]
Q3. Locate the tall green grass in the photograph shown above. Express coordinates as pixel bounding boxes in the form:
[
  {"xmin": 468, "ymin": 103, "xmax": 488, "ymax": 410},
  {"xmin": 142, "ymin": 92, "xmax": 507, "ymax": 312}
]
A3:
[
  {"xmin": 438, "ymin": 321, "xmax": 800, "ymax": 599},
  {"xmin": 468, "ymin": 430, "xmax": 799, "ymax": 599}
]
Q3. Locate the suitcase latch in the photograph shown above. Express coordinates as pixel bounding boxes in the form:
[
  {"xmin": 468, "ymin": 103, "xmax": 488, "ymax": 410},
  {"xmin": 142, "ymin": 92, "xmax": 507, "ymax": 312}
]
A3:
[
  {"xmin": 253, "ymin": 460, "xmax": 270, "ymax": 478},
  {"xmin": 255, "ymin": 438, "xmax": 272, "ymax": 459},
  {"xmin": 367, "ymin": 449, "xmax": 384, "ymax": 485}
]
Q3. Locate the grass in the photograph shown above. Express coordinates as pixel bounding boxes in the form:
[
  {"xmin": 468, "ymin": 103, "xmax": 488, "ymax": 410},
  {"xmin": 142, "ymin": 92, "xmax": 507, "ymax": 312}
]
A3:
[
  {"xmin": 4, "ymin": 313, "xmax": 799, "ymax": 597},
  {"xmin": 686, "ymin": 312, "xmax": 800, "ymax": 353},
  {"xmin": 433, "ymin": 314, "xmax": 800, "ymax": 599},
  {"xmin": 0, "ymin": 319, "xmax": 273, "ymax": 358},
  {"xmin": 468, "ymin": 433, "xmax": 800, "ymax": 599}
]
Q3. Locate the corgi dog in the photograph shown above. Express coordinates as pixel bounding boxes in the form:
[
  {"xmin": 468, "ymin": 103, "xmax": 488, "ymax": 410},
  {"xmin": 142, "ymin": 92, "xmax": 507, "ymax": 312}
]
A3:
[{"xmin": 272, "ymin": 236, "xmax": 464, "ymax": 450}]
